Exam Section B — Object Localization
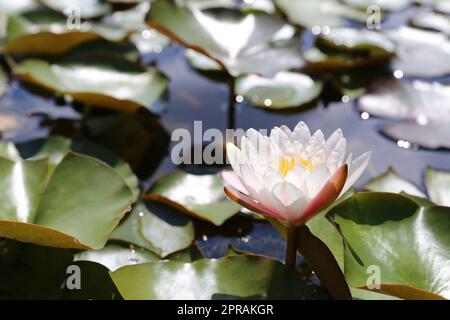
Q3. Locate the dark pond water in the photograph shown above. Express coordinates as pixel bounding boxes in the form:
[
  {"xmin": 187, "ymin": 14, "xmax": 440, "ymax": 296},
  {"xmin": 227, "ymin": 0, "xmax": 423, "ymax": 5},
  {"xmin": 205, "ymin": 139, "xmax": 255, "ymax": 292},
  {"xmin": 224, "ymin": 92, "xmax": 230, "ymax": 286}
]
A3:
[{"xmin": 1, "ymin": 3, "xmax": 449, "ymax": 262}]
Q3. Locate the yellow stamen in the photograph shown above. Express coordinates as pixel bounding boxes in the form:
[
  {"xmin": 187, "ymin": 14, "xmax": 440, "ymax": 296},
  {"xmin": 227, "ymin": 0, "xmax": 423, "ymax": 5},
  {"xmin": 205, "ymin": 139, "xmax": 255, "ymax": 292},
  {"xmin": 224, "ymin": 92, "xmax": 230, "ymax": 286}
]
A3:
[
  {"xmin": 278, "ymin": 156, "xmax": 314, "ymax": 176},
  {"xmin": 278, "ymin": 156, "xmax": 296, "ymax": 176}
]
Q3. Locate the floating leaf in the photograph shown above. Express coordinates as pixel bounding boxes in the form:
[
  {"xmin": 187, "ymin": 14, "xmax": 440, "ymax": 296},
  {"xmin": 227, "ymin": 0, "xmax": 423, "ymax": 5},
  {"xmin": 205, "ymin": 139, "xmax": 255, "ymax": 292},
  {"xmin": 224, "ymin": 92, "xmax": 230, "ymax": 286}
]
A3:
[
  {"xmin": 61, "ymin": 260, "xmax": 122, "ymax": 300},
  {"xmin": 411, "ymin": 12, "xmax": 450, "ymax": 36},
  {"xmin": 0, "ymin": 0, "xmax": 39, "ymax": 14},
  {"xmin": 5, "ymin": 9, "xmax": 126, "ymax": 55},
  {"xmin": 13, "ymin": 55, "xmax": 169, "ymax": 113},
  {"xmin": 0, "ymin": 152, "xmax": 133, "ymax": 249},
  {"xmin": 235, "ymin": 71, "xmax": 322, "ymax": 109},
  {"xmin": 9, "ymin": 136, "xmax": 139, "ymax": 200},
  {"xmin": 275, "ymin": 0, "xmax": 367, "ymax": 28},
  {"xmin": 75, "ymin": 244, "xmax": 160, "ymax": 272},
  {"xmin": 386, "ymin": 27, "xmax": 450, "ymax": 77},
  {"xmin": 38, "ymin": 0, "xmax": 111, "ymax": 19},
  {"xmin": 358, "ymin": 78, "xmax": 450, "ymax": 149},
  {"xmin": 342, "ymin": 0, "xmax": 411, "ymax": 11},
  {"xmin": 328, "ymin": 192, "xmax": 450, "ymax": 300},
  {"xmin": 102, "ymin": 2, "xmax": 170, "ymax": 55},
  {"xmin": 304, "ymin": 28, "xmax": 394, "ymax": 70},
  {"xmin": 146, "ymin": 171, "xmax": 241, "ymax": 226},
  {"xmin": 319, "ymin": 28, "xmax": 395, "ymax": 55},
  {"xmin": 111, "ymin": 200, "xmax": 195, "ymax": 257},
  {"xmin": 364, "ymin": 168, "xmax": 426, "ymax": 198},
  {"xmin": 425, "ymin": 168, "xmax": 450, "ymax": 207},
  {"xmin": 110, "ymin": 255, "xmax": 329, "ymax": 299},
  {"xmin": 146, "ymin": 1, "xmax": 303, "ymax": 77}
]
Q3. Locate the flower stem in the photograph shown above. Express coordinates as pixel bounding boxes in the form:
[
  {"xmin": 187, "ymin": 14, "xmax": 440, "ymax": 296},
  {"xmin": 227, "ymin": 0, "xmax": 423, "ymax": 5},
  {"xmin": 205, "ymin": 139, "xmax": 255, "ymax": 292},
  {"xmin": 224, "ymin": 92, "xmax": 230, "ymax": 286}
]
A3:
[{"xmin": 285, "ymin": 223, "xmax": 298, "ymax": 269}]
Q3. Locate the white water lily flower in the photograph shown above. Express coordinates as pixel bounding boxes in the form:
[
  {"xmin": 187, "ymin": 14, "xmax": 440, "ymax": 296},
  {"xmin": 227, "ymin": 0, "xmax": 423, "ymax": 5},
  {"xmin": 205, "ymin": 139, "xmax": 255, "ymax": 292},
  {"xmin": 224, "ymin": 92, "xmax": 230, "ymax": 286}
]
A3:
[{"xmin": 222, "ymin": 121, "xmax": 371, "ymax": 225}]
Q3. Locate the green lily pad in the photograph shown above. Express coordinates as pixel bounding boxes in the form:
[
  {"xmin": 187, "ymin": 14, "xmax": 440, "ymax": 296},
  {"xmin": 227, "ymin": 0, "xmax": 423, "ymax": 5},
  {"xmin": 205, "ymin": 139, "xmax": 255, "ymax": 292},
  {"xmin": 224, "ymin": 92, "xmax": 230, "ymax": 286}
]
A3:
[
  {"xmin": 38, "ymin": 0, "xmax": 111, "ymax": 19},
  {"xmin": 111, "ymin": 200, "xmax": 195, "ymax": 258},
  {"xmin": 275, "ymin": 0, "xmax": 367, "ymax": 28},
  {"xmin": 146, "ymin": 1, "xmax": 303, "ymax": 77},
  {"xmin": 147, "ymin": 171, "xmax": 241, "ymax": 226},
  {"xmin": 364, "ymin": 168, "xmax": 426, "ymax": 198},
  {"xmin": 425, "ymin": 168, "xmax": 450, "ymax": 207},
  {"xmin": 61, "ymin": 260, "xmax": 123, "ymax": 300},
  {"xmin": 411, "ymin": 12, "xmax": 450, "ymax": 35},
  {"xmin": 304, "ymin": 28, "xmax": 394, "ymax": 71},
  {"xmin": 235, "ymin": 71, "xmax": 322, "ymax": 109},
  {"xmin": 319, "ymin": 28, "xmax": 395, "ymax": 55},
  {"xmin": 0, "ymin": 0, "xmax": 39, "ymax": 14},
  {"xmin": 0, "ymin": 152, "xmax": 133, "ymax": 249},
  {"xmin": 342, "ymin": 0, "xmax": 411, "ymax": 11},
  {"xmin": 7, "ymin": 136, "xmax": 139, "ymax": 200},
  {"xmin": 75, "ymin": 244, "xmax": 160, "ymax": 271},
  {"xmin": 5, "ymin": 9, "xmax": 126, "ymax": 55},
  {"xmin": 110, "ymin": 255, "xmax": 329, "ymax": 299},
  {"xmin": 13, "ymin": 55, "xmax": 169, "ymax": 114},
  {"xmin": 328, "ymin": 192, "xmax": 450, "ymax": 300},
  {"xmin": 102, "ymin": 2, "xmax": 170, "ymax": 55},
  {"xmin": 386, "ymin": 27, "xmax": 450, "ymax": 77},
  {"xmin": 358, "ymin": 78, "xmax": 450, "ymax": 149}
]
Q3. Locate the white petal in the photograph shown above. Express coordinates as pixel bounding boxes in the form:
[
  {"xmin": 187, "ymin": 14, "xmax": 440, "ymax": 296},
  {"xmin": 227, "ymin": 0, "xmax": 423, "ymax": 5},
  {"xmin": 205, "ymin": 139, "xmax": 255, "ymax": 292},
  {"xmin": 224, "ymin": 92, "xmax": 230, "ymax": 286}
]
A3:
[
  {"xmin": 270, "ymin": 127, "xmax": 292, "ymax": 155},
  {"xmin": 272, "ymin": 181, "xmax": 301, "ymax": 206},
  {"xmin": 279, "ymin": 125, "xmax": 293, "ymax": 139},
  {"xmin": 221, "ymin": 170, "xmax": 249, "ymax": 195},
  {"xmin": 272, "ymin": 182, "xmax": 309, "ymax": 222},
  {"xmin": 262, "ymin": 166, "xmax": 283, "ymax": 191},
  {"xmin": 326, "ymin": 137, "xmax": 346, "ymax": 171},
  {"xmin": 340, "ymin": 151, "xmax": 371, "ymax": 196},
  {"xmin": 305, "ymin": 129, "xmax": 325, "ymax": 159},
  {"xmin": 305, "ymin": 164, "xmax": 331, "ymax": 199},
  {"xmin": 325, "ymin": 129, "xmax": 343, "ymax": 154},
  {"xmin": 292, "ymin": 121, "xmax": 311, "ymax": 146},
  {"xmin": 239, "ymin": 163, "xmax": 263, "ymax": 197},
  {"xmin": 284, "ymin": 165, "xmax": 308, "ymax": 190},
  {"xmin": 226, "ymin": 143, "xmax": 245, "ymax": 176}
]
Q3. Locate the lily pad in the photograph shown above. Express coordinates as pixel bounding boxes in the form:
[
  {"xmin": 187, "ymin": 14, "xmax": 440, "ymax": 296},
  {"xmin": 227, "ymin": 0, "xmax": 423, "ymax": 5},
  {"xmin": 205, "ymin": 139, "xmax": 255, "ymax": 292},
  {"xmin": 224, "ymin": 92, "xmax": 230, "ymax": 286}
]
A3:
[
  {"xmin": 111, "ymin": 200, "xmax": 195, "ymax": 258},
  {"xmin": 411, "ymin": 12, "xmax": 450, "ymax": 36},
  {"xmin": 61, "ymin": 260, "xmax": 122, "ymax": 300},
  {"xmin": 75, "ymin": 244, "xmax": 160, "ymax": 271},
  {"xmin": 8, "ymin": 136, "xmax": 139, "ymax": 200},
  {"xmin": 425, "ymin": 168, "xmax": 450, "ymax": 207},
  {"xmin": 364, "ymin": 168, "xmax": 426, "ymax": 198},
  {"xmin": 146, "ymin": 171, "xmax": 242, "ymax": 226},
  {"xmin": 304, "ymin": 28, "xmax": 394, "ymax": 70},
  {"xmin": 358, "ymin": 78, "xmax": 450, "ymax": 149},
  {"xmin": 386, "ymin": 27, "xmax": 450, "ymax": 77},
  {"xmin": 235, "ymin": 71, "xmax": 322, "ymax": 109},
  {"xmin": 0, "ymin": 0, "xmax": 39, "ymax": 14},
  {"xmin": 342, "ymin": 0, "xmax": 411, "ymax": 11},
  {"xmin": 102, "ymin": 2, "xmax": 170, "ymax": 55},
  {"xmin": 110, "ymin": 255, "xmax": 329, "ymax": 299},
  {"xmin": 328, "ymin": 192, "xmax": 450, "ymax": 300},
  {"xmin": 38, "ymin": 0, "xmax": 111, "ymax": 19},
  {"xmin": 275, "ymin": 0, "xmax": 368, "ymax": 28},
  {"xmin": 146, "ymin": 1, "xmax": 304, "ymax": 77},
  {"xmin": 5, "ymin": 9, "xmax": 126, "ymax": 55},
  {"xmin": 0, "ymin": 152, "xmax": 133, "ymax": 249},
  {"xmin": 13, "ymin": 55, "xmax": 169, "ymax": 113},
  {"xmin": 319, "ymin": 28, "xmax": 395, "ymax": 55}
]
